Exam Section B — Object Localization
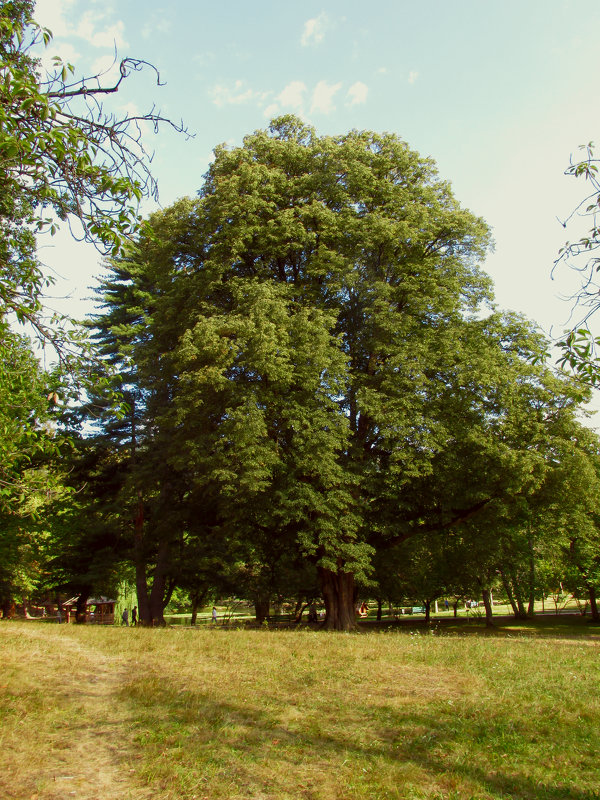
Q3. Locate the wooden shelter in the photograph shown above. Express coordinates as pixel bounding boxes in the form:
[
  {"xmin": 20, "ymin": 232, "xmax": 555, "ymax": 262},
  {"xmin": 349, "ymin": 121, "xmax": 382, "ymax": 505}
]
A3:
[{"xmin": 62, "ymin": 596, "xmax": 116, "ymax": 624}]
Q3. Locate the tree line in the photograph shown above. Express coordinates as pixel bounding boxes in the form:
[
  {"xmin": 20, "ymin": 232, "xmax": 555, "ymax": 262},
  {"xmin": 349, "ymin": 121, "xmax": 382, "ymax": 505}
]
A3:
[{"xmin": 1, "ymin": 3, "xmax": 600, "ymax": 630}]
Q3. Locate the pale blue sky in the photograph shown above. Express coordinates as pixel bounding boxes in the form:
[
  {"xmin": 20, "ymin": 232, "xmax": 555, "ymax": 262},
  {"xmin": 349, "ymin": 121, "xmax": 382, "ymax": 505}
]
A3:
[{"xmin": 33, "ymin": 1, "xmax": 600, "ymax": 365}]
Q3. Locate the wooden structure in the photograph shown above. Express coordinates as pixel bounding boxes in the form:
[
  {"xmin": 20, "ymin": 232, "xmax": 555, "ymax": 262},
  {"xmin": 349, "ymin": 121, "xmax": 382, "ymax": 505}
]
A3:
[{"xmin": 62, "ymin": 596, "xmax": 116, "ymax": 624}]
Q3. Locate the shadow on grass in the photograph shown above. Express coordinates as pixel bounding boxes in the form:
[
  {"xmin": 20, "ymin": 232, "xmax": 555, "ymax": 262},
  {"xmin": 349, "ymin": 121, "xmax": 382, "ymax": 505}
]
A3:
[
  {"xmin": 121, "ymin": 669, "xmax": 600, "ymax": 800},
  {"xmin": 359, "ymin": 614, "xmax": 600, "ymax": 641}
]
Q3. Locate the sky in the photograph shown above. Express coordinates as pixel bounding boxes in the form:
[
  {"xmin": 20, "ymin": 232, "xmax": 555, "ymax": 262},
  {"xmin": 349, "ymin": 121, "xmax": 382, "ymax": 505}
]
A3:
[{"xmin": 32, "ymin": 0, "xmax": 600, "ymax": 408}]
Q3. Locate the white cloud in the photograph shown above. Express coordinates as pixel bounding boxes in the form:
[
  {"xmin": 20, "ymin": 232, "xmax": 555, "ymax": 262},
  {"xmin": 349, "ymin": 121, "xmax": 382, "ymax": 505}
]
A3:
[
  {"xmin": 75, "ymin": 13, "xmax": 127, "ymax": 48},
  {"xmin": 310, "ymin": 80, "xmax": 342, "ymax": 114},
  {"xmin": 376, "ymin": 67, "xmax": 388, "ymax": 75},
  {"xmin": 346, "ymin": 81, "xmax": 368, "ymax": 106},
  {"xmin": 277, "ymin": 81, "xmax": 307, "ymax": 110},
  {"xmin": 264, "ymin": 103, "xmax": 280, "ymax": 118},
  {"xmin": 34, "ymin": 4, "xmax": 127, "ymax": 50},
  {"xmin": 301, "ymin": 12, "xmax": 328, "ymax": 46},
  {"xmin": 33, "ymin": 0, "xmax": 76, "ymax": 38},
  {"xmin": 408, "ymin": 70, "xmax": 419, "ymax": 85},
  {"xmin": 210, "ymin": 80, "xmax": 269, "ymax": 108}
]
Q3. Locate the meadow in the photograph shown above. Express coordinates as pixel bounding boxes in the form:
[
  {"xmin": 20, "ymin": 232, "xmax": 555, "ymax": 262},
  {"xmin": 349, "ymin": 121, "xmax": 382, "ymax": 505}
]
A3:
[{"xmin": 1, "ymin": 618, "xmax": 599, "ymax": 800}]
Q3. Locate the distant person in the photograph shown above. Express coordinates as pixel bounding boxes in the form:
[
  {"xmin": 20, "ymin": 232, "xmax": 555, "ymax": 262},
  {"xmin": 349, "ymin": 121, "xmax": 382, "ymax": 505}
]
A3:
[
  {"xmin": 131, "ymin": 606, "xmax": 137, "ymax": 626},
  {"xmin": 359, "ymin": 602, "xmax": 368, "ymax": 618},
  {"xmin": 56, "ymin": 607, "xmax": 62, "ymax": 624},
  {"xmin": 122, "ymin": 608, "xmax": 129, "ymax": 626},
  {"xmin": 444, "ymin": 599, "xmax": 449, "ymax": 611},
  {"xmin": 212, "ymin": 606, "xmax": 217, "ymax": 623}
]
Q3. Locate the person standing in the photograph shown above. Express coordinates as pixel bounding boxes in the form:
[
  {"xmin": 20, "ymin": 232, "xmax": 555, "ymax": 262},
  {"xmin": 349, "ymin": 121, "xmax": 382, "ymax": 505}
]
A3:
[
  {"xmin": 131, "ymin": 606, "xmax": 137, "ymax": 626},
  {"xmin": 122, "ymin": 608, "xmax": 129, "ymax": 626},
  {"xmin": 212, "ymin": 606, "xmax": 217, "ymax": 624}
]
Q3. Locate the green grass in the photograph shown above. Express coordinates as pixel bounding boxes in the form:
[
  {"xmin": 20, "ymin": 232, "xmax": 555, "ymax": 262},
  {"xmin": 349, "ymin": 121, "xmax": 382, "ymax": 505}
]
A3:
[{"xmin": 1, "ymin": 620, "xmax": 599, "ymax": 799}]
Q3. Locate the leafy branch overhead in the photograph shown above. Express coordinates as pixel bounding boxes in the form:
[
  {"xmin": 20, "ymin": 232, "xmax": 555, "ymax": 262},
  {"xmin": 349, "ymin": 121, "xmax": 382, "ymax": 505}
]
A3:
[
  {"xmin": 0, "ymin": 0, "xmax": 190, "ymax": 348},
  {"xmin": 554, "ymin": 142, "xmax": 600, "ymax": 382}
]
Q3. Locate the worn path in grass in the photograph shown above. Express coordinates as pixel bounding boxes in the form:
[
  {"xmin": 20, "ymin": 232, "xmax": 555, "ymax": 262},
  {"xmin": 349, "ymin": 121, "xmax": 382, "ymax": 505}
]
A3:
[{"xmin": 0, "ymin": 624, "xmax": 149, "ymax": 800}]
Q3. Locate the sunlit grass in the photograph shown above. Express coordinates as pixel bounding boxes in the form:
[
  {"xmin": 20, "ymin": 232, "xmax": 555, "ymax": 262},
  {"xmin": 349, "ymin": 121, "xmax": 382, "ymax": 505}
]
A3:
[{"xmin": 1, "ymin": 621, "xmax": 599, "ymax": 799}]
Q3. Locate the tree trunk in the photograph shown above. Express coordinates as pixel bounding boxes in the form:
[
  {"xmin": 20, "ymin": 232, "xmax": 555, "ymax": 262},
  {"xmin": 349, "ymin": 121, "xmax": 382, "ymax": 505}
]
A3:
[
  {"xmin": 514, "ymin": 589, "xmax": 528, "ymax": 619},
  {"xmin": 481, "ymin": 587, "xmax": 495, "ymax": 628},
  {"xmin": 190, "ymin": 588, "xmax": 208, "ymax": 626},
  {"xmin": 148, "ymin": 539, "xmax": 170, "ymax": 626},
  {"xmin": 376, "ymin": 597, "xmax": 383, "ymax": 622},
  {"xmin": 1, "ymin": 596, "xmax": 13, "ymax": 618},
  {"xmin": 254, "ymin": 595, "xmax": 270, "ymax": 624},
  {"xmin": 293, "ymin": 596, "xmax": 308, "ymax": 623},
  {"xmin": 452, "ymin": 600, "xmax": 459, "ymax": 618},
  {"xmin": 424, "ymin": 600, "xmax": 431, "ymax": 624},
  {"xmin": 588, "ymin": 585, "xmax": 600, "ymax": 622},
  {"xmin": 75, "ymin": 591, "xmax": 90, "ymax": 624},
  {"xmin": 527, "ymin": 529, "xmax": 536, "ymax": 615},
  {"xmin": 134, "ymin": 492, "xmax": 151, "ymax": 625},
  {"xmin": 500, "ymin": 569, "xmax": 519, "ymax": 617},
  {"xmin": 319, "ymin": 565, "xmax": 356, "ymax": 631}
]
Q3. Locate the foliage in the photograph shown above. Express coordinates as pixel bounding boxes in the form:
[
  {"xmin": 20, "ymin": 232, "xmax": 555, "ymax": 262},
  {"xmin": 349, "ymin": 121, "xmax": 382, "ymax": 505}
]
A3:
[
  {"xmin": 554, "ymin": 143, "xmax": 600, "ymax": 383},
  {"xmin": 0, "ymin": 0, "xmax": 187, "ymax": 355}
]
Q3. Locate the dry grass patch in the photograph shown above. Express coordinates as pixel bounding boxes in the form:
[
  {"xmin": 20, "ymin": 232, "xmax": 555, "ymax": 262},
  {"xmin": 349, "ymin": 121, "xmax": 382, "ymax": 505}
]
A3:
[{"xmin": 1, "ymin": 623, "xmax": 599, "ymax": 799}]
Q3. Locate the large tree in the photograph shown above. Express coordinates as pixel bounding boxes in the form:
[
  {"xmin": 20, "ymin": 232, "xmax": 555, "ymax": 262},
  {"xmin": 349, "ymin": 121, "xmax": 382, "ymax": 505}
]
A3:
[
  {"xmin": 89, "ymin": 118, "xmax": 496, "ymax": 628},
  {"xmin": 88, "ymin": 117, "xmax": 595, "ymax": 630}
]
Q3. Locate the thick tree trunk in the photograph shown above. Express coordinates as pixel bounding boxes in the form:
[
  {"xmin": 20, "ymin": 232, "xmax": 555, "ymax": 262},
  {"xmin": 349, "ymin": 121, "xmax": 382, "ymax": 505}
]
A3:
[
  {"xmin": 134, "ymin": 492, "xmax": 151, "ymax": 625},
  {"xmin": 514, "ymin": 590, "xmax": 528, "ymax": 619},
  {"xmin": 319, "ymin": 565, "xmax": 356, "ymax": 631},
  {"xmin": 190, "ymin": 588, "xmax": 207, "ymax": 626},
  {"xmin": 254, "ymin": 595, "xmax": 270, "ymax": 624},
  {"xmin": 1, "ymin": 596, "xmax": 13, "ymax": 618},
  {"xmin": 376, "ymin": 597, "xmax": 383, "ymax": 622},
  {"xmin": 148, "ymin": 540, "xmax": 170, "ymax": 626},
  {"xmin": 481, "ymin": 587, "xmax": 495, "ymax": 628},
  {"xmin": 424, "ymin": 600, "xmax": 431, "ymax": 624},
  {"xmin": 452, "ymin": 601, "xmax": 459, "ymax": 618}
]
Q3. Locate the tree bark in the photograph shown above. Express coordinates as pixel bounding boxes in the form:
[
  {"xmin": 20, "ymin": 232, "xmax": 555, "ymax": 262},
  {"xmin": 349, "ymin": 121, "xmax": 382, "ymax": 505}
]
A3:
[
  {"xmin": 75, "ymin": 591, "xmax": 90, "ymax": 624},
  {"xmin": 527, "ymin": 529, "xmax": 536, "ymax": 615},
  {"xmin": 134, "ymin": 492, "xmax": 151, "ymax": 625},
  {"xmin": 254, "ymin": 595, "xmax": 270, "ymax": 624},
  {"xmin": 500, "ymin": 570, "xmax": 519, "ymax": 617},
  {"xmin": 319, "ymin": 565, "xmax": 356, "ymax": 631},
  {"xmin": 481, "ymin": 587, "xmax": 495, "ymax": 628},
  {"xmin": 148, "ymin": 539, "xmax": 170, "ymax": 626},
  {"xmin": 588, "ymin": 585, "xmax": 600, "ymax": 622},
  {"xmin": 190, "ymin": 588, "xmax": 208, "ymax": 626},
  {"xmin": 376, "ymin": 597, "xmax": 383, "ymax": 622},
  {"xmin": 424, "ymin": 600, "xmax": 431, "ymax": 624}
]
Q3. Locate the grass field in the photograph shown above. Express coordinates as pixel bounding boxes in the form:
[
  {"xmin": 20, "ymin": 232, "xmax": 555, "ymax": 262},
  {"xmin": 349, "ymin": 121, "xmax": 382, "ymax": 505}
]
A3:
[{"xmin": 1, "ymin": 618, "xmax": 599, "ymax": 800}]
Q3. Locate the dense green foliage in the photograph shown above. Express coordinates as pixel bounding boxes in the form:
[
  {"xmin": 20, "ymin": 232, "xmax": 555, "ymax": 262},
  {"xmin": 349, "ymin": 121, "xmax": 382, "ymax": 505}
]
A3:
[
  {"xmin": 1, "ymin": 4, "xmax": 598, "ymax": 623},
  {"xmin": 73, "ymin": 117, "xmax": 600, "ymax": 629}
]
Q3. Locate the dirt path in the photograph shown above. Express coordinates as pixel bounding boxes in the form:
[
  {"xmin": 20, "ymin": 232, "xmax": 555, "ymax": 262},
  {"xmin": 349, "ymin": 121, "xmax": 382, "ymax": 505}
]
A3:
[{"xmin": 2, "ymin": 626, "xmax": 152, "ymax": 800}]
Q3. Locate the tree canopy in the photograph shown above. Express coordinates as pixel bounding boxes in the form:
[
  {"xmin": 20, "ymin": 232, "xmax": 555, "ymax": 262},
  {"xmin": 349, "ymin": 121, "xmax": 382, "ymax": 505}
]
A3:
[{"xmin": 75, "ymin": 116, "xmax": 600, "ymax": 630}]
